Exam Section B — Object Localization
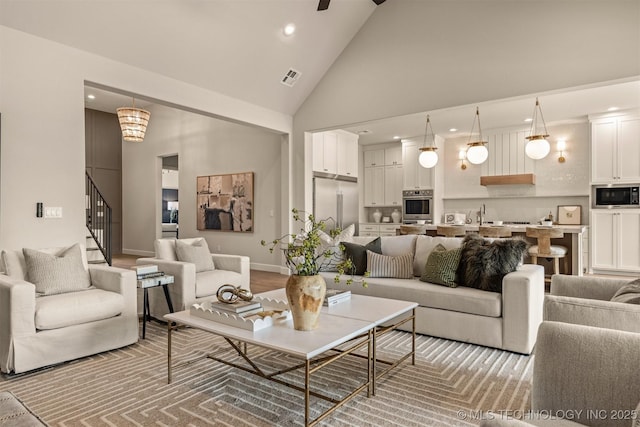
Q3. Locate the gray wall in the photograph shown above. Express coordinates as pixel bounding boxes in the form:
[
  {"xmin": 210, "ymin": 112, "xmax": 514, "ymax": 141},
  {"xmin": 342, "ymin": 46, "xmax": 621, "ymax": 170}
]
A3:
[
  {"xmin": 122, "ymin": 104, "xmax": 283, "ymax": 270},
  {"xmin": 293, "ymin": 0, "xmax": 640, "ymax": 211}
]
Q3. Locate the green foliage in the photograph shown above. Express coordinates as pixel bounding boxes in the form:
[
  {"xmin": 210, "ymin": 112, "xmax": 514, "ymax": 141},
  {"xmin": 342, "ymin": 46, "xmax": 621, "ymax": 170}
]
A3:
[{"xmin": 261, "ymin": 208, "xmax": 367, "ymax": 286}]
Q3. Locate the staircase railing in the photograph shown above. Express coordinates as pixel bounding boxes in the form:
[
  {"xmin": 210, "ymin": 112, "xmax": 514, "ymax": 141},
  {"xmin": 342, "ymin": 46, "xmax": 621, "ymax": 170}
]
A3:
[{"xmin": 86, "ymin": 172, "xmax": 112, "ymax": 266}]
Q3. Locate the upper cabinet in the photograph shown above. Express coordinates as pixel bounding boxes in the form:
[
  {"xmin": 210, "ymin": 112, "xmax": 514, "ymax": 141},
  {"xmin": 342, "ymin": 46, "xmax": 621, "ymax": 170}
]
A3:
[
  {"xmin": 312, "ymin": 130, "xmax": 358, "ymax": 178},
  {"xmin": 363, "ymin": 149, "xmax": 385, "ymax": 167},
  {"xmin": 384, "ymin": 146, "xmax": 402, "ymax": 166},
  {"xmin": 591, "ymin": 115, "xmax": 640, "ymax": 184},
  {"xmin": 402, "ymin": 141, "xmax": 433, "ymax": 189}
]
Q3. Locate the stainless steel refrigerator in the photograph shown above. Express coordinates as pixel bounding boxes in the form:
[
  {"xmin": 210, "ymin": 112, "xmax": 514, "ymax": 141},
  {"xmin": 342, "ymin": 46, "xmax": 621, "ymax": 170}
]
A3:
[{"xmin": 313, "ymin": 176, "xmax": 359, "ymax": 235}]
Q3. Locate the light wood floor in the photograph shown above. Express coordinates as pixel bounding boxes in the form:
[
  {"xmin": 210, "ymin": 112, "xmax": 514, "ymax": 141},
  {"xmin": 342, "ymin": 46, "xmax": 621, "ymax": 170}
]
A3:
[{"xmin": 112, "ymin": 254, "xmax": 287, "ymax": 294}]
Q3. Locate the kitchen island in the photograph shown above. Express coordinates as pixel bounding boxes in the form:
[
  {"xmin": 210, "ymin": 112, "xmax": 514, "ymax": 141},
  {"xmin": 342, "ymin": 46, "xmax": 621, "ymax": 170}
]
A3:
[{"xmin": 423, "ymin": 224, "xmax": 588, "ymax": 276}]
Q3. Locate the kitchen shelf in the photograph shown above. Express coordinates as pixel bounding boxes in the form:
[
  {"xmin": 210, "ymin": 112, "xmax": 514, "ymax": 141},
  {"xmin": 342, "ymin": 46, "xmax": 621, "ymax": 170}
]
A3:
[{"xmin": 480, "ymin": 174, "xmax": 535, "ymax": 186}]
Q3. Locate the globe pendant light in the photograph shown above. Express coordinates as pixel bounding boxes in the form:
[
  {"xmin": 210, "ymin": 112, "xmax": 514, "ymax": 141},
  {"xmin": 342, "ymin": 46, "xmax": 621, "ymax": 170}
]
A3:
[
  {"xmin": 466, "ymin": 107, "xmax": 489, "ymax": 165},
  {"xmin": 418, "ymin": 114, "xmax": 438, "ymax": 168},
  {"xmin": 525, "ymin": 97, "xmax": 551, "ymax": 160},
  {"xmin": 117, "ymin": 97, "xmax": 151, "ymax": 142}
]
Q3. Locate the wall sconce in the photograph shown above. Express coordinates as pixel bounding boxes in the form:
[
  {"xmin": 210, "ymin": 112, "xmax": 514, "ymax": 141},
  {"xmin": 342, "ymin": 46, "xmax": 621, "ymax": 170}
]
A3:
[
  {"xmin": 458, "ymin": 149, "xmax": 467, "ymax": 170},
  {"xmin": 557, "ymin": 139, "xmax": 567, "ymax": 163}
]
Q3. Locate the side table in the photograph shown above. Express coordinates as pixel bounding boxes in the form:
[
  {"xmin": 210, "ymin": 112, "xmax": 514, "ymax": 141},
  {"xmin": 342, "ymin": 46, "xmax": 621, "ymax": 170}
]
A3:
[{"xmin": 137, "ymin": 275, "xmax": 175, "ymax": 339}]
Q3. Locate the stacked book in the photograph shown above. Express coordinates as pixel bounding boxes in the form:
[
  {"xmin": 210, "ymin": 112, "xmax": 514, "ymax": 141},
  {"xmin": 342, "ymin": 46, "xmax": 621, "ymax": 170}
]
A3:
[
  {"xmin": 323, "ymin": 289, "xmax": 351, "ymax": 306},
  {"xmin": 132, "ymin": 265, "xmax": 173, "ymax": 288},
  {"xmin": 207, "ymin": 300, "xmax": 263, "ymax": 317}
]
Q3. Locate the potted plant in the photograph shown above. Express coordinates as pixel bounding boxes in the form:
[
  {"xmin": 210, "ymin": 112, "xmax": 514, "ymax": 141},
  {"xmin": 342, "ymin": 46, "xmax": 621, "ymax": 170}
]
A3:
[{"xmin": 261, "ymin": 208, "xmax": 366, "ymax": 331}]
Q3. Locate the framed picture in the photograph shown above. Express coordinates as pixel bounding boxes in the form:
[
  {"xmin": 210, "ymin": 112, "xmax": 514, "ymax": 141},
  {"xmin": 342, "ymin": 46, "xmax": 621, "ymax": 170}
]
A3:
[
  {"xmin": 557, "ymin": 205, "xmax": 582, "ymax": 225},
  {"xmin": 444, "ymin": 212, "xmax": 456, "ymax": 224},
  {"xmin": 197, "ymin": 172, "xmax": 254, "ymax": 232}
]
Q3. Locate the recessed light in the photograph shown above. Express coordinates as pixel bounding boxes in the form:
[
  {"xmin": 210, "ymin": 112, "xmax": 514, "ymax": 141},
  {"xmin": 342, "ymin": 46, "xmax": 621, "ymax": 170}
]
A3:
[
  {"xmin": 607, "ymin": 106, "xmax": 619, "ymax": 111},
  {"xmin": 449, "ymin": 128, "xmax": 457, "ymax": 132},
  {"xmin": 524, "ymin": 118, "xmax": 533, "ymax": 122},
  {"xmin": 357, "ymin": 130, "xmax": 371, "ymax": 135},
  {"xmin": 283, "ymin": 23, "xmax": 296, "ymax": 36},
  {"xmin": 87, "ymin": 94, "xmax": 96, "ymax": 100},
  {"xmin": 393, "ymin": 135, "xmax": 400, "ymax": 140}
]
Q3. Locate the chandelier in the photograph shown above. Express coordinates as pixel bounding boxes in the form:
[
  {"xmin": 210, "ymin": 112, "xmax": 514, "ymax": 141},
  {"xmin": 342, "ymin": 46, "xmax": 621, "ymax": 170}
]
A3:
[
  {"xmin": 525, "ymin": 97, "xmax": 550, "ymax": 160},
  {"xmin": 418, "ymin": 115, "xmax": 438, "ymax": 168},
  {"xmin": 117, "ymin": 98, "xmax": 150, "ymax": 142}
]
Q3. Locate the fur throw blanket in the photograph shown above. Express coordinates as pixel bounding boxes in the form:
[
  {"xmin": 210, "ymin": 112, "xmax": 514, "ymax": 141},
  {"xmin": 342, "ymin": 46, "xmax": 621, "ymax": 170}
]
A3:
[{"xmin": 457, "ymin": 234, "xmax": 529, "ymax": 293}]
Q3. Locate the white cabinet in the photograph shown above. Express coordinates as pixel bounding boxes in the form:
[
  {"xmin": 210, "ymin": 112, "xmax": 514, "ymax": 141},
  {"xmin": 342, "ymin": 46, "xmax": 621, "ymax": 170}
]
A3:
[
  {"xmin": 591, "ymin": 116, "xmax": 640, "ymax": 183},
  {"xmin": 384, "ymin": 165, "xmax": 403, "ymax": 206},
  {"xmin": 384, "ymin": 146, "xmax": 402, "ymax": 166},
  {"xmin": 336, "ymin": 132, "xmax": 358, "ymax": 178},
  {"xmin": 313, "ymin": 130, "xmax": 358, "ymax": 177},
  {"xmin": 591, "ymin": 210, "xmax": 640, "ymax": 272},
  {"xmin": 363, "ymin": 149, "xmax": 385, "ymax": 167},
  {"xmin": 364, "ymin": 167, "xmax": 385, "ymax": 207},
  {"xmin": 359, "ymin": 223, "xmax": 399, "ymax": 237},
  {"xmin": 402, "ymin": 142, "xmax": 433, "ymax": 189}
]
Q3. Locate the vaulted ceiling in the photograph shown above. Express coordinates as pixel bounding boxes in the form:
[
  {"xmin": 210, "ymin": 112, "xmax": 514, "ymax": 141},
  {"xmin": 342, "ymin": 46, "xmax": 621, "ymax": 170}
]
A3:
[{"xmin": 0, "ymin": 0, "xmax": 379, "ymax": 116}]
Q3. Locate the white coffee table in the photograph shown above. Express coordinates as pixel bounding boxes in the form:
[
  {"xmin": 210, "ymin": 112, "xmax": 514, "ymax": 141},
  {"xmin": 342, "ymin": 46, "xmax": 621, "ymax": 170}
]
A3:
[{"xmin": 165, "ymin": 292, "xmax": 416, "ymax": 426}]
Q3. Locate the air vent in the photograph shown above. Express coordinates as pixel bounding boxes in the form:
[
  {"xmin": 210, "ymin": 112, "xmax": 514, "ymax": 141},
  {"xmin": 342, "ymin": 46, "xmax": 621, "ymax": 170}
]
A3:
[{"xmin": 281, "ymin": 68, "xmax": 301, "ymax": 87}]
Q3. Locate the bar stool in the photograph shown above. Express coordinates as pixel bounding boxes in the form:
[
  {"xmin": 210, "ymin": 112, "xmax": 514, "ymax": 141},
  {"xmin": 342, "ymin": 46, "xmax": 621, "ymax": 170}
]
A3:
[
  {"xmin": 478, "ymin": 226, "xmax": 512, "ymax": 238},
  {"xmin": 436, "ymin": 224, "xmax": 466, "ymax": 237},
  {"xmin": 526, "ymin": 226, "xmax": 568, "ymax": 283}
]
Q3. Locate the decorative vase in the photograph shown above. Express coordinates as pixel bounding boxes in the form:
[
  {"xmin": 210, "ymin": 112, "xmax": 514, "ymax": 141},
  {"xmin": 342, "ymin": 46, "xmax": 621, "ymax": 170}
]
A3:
[
  {"xmin": 285, "ymin": 274, "xmax": 326, "ymax": 331},
  {"xmin": 372, "ymin": 209, "xmax": 382, "ymax": 223},
  {"xmin": 391, "ymin": 209, "xmax": 401, "ymax": 223}
]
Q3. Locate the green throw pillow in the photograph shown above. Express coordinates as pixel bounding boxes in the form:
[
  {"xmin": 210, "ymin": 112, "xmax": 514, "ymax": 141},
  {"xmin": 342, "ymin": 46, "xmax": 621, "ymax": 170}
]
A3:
[
  {"xmin": 341, "ymin": 237, "xmax": 382, "ymax": 275},
  {"xmin": 420, "ymin": 244, "xmax": 462, "ymax": 287}
]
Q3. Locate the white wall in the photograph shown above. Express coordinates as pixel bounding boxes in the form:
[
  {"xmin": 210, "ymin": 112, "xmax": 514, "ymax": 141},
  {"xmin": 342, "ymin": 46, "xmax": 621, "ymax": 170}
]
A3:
[
  {"xmin": 122, "ymin": 104, "xmax": 283, "ymax": 269},
  {"xmin": 0, "ymin": 25, "xmax": 292, "ymax": 252},
  {"xmin": 293, "ymin": 0, "xmax": 640, "ymax": 212}
]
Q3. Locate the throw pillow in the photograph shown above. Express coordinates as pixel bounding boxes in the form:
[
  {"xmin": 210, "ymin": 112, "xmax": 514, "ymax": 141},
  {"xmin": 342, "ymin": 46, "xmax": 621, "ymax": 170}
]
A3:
[
  {"xmin": 367, "ymin": 251, "xmax": 413, "ymax": 279},
  {"xmin": 457, "ymin": 234, "xmax": 529, "ymax": 293},
  {"xmin": 420, "ymin": 244, "xmax": 462, "ymax": 287},
  {"xmin": 610, "ymin": 278, "xmax": 640, "ymax": 304},
  {"xmin": 341, "ymin": 237, "xmax": 382, "ymax": 275},
  {"xmin": 23, "ymin": 244, "xmax": 91, "ymax": 296},
  {"xmin": 317, "ymin": 224, "xmax": 355, "ymax": 272},
  {"xmin": 175, "ymin": 239, "xmax": 215, "ymax": 272}
]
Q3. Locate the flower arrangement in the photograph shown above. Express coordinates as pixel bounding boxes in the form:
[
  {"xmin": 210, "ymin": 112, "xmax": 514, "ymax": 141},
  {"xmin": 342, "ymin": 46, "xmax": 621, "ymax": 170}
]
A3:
[{"xmin": 261, "ymin": 208, "xmax": 367, "ymax": 286}]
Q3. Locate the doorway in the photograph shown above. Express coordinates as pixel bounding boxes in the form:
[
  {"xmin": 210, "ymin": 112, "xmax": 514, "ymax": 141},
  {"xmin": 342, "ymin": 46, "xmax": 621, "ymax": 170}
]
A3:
[{"xmin": 161, "ymin": 155, "xmax": 179, "ymax": 238}]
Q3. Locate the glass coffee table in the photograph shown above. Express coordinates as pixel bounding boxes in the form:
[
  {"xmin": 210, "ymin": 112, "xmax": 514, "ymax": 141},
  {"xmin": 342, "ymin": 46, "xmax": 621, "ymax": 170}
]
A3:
[{"xmin": 165, "ymin": 291, "xmax": 417, "ymax": 426}]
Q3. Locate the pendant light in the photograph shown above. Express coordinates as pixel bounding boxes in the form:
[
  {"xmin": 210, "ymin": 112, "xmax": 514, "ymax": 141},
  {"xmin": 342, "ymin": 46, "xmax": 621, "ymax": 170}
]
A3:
[
  {"xmin": 466, "ymin": 107, "xmax": 488, "ymax": 165},
  {"xmin": 418, "ymin": 114, "xmax": 438, "ymax": 168},
  {"xmin": 525, "ymin": 97, "xmax": 550, "ymax": 160},
  {"xmin": 117, "ymin": 98, "xmax": 151, "ymax": 142}
]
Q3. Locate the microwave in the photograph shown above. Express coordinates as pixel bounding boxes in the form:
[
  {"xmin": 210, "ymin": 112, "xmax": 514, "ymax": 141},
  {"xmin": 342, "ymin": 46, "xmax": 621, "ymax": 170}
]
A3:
[{"xmin": 593, "ymin": 185, "xmax": 640, "ymax": 208}]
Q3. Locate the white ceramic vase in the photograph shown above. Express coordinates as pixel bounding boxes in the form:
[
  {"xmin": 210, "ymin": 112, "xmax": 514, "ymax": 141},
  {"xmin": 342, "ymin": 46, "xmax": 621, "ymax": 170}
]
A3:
[
  {"xmin": 391, "ymin": 209, "xmax": 401, "ymax": 223},
  {"xmin": 372, "ymin": 209, "xmax": 382, "ymax": 223}
]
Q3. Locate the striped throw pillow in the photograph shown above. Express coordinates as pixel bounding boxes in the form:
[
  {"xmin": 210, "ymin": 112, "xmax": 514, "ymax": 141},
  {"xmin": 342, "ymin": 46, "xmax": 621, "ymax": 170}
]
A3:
[
  {"xmin": 420, "ymin": 244, "xmax": 462, "ymax": 287},
  {"xmin": 367, "ymin": 251, "xmax": 413, "ymax": 279}
]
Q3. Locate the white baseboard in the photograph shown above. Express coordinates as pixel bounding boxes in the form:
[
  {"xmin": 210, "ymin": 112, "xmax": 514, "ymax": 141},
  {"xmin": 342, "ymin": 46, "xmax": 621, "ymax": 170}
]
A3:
[
  {"xmin": 251, "ymin": 263, "xmax": 290, "ymax": 275},
  {"xmin": 122, "ymin": 248, "xmax": 155, "ymax": 257}
]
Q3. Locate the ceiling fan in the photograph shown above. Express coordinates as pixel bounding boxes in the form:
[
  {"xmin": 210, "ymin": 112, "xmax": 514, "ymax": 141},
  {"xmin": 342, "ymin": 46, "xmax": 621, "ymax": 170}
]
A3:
[{"xmin": 318, "ymin": 0, "xmax": 386, "ymax": 11}]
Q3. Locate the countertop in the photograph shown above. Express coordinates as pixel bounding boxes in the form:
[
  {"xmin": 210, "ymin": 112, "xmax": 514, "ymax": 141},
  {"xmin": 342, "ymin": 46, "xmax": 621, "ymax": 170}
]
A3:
[{"xmin": 360, "ymin": 223, "xmax": 588, "ymax": 234}]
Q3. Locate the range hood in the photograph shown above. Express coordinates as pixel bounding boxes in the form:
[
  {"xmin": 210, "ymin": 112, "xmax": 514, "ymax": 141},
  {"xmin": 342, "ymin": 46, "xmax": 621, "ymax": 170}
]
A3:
[{"xmin": 480, "ymin": 173, "xmax": 536, "ymax": 186}]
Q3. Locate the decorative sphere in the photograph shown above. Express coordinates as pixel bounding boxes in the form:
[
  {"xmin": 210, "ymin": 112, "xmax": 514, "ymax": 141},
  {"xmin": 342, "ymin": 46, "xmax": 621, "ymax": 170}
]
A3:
[
  {"xmin": 525, "ymin": 138, "xmax": 551, "ymax": 160},
  {"xmin": 467, "ymin": 144, "xmax": 488, "ymax": 165},
  {"xmin": 418, "ymin": 150, "xmax": 438, "ymax": 168}
]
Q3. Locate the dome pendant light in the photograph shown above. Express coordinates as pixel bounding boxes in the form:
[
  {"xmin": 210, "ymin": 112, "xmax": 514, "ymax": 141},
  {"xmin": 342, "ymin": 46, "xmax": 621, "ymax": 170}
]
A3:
[
  {"xmin": 466, "ymin": 107, "xmax": 489, "ymax": 165},
  {"xmin": 418, "ymin": 114, "xmax": 438, "ymax": 168},
  {"xmin": 117, "ymin": 97, "xmax": 151, "ymax": 142},
  {"xmin": 525, "ymin": 97, "xmax": 551, "ymax": 160}
]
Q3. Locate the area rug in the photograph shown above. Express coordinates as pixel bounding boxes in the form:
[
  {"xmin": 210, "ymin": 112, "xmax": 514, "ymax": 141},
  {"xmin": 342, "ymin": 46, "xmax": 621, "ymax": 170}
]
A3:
[{"xmin": 0, "ymin": 322, "xmax": 532, "ymax": 426}]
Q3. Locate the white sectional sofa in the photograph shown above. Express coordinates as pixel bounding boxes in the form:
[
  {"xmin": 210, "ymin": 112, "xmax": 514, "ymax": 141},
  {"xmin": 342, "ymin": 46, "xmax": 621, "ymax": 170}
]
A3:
[{"xmin": 320, "ymin": 234, "xmax": 545, "ymax": 354}]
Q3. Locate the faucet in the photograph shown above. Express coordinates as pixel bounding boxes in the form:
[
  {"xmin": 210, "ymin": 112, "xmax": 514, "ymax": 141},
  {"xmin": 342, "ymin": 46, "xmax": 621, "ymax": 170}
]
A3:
[{"xmin": 478, "ymin": 204, "xmax": 486, "ymax": 225}]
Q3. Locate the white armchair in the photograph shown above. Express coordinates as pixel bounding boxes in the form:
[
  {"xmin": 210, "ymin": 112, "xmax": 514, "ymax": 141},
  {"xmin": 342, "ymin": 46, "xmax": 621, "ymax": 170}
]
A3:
[
  {"xmin": 0, "ymin": 245, "xmax": 138, "ymax": 374},
  {"xmin": 136, "ymin": 238, "xmax": 250, "ymax": 318}
]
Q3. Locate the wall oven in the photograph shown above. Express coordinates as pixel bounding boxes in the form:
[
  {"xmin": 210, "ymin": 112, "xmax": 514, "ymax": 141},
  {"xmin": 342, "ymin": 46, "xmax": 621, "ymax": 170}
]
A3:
[
  {"xmin": 593, "ymin": 185, "xmax": 640, "ymax": 208},
  {"xmin": 402, "ymin": 189, "xmax": 433, "ymax": 223}
]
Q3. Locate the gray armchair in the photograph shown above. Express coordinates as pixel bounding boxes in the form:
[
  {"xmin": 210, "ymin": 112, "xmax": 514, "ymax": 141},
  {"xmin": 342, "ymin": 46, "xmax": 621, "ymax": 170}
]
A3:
[
  {"xmin": 136, "ymin": 238, "xmax": 250, "ymax": 318},
  {"xmin": 544, "ymin": 274, "xmax": 640, "ymax": 333},
  {"xmin": 481, "ymin": 321, "xmax": 640, "ymax": 427}
]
